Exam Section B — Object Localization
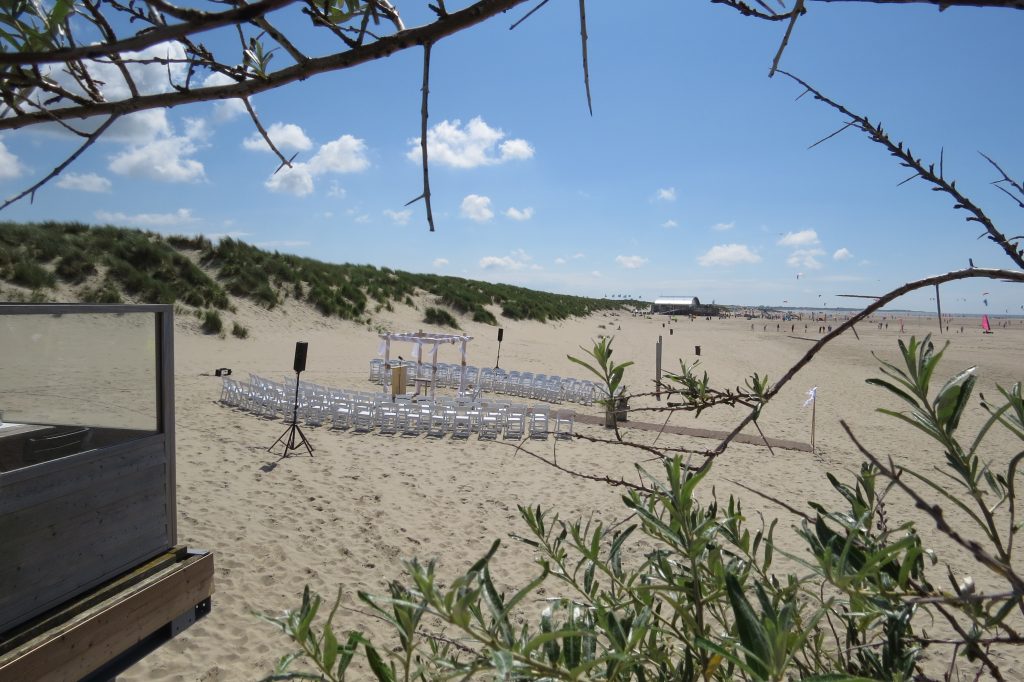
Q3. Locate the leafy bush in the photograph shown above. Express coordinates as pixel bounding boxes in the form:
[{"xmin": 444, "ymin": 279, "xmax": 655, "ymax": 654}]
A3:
[
  {"xmin": 231, "ymin": 321, "xmax": 249, "ymax": 339},
  {"xmin": 80, "ymin": 279, "xmax": 123, "ymax": 303},
  {"xmin": 201, "ymin": 309, "xmax": 223, "ymax": 335},
  {"xmin": 423, "ymin": 306, "xmax": 459, "ymax": 328}
]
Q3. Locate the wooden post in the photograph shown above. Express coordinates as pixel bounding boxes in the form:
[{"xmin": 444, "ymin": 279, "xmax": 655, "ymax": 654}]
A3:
[
  {"xmin": 430, "ymin": 342, "xmax": 439, "ymax": 399},
  {"xmin": 935, "ymin": 284, "xmax": 943, "ymax": 334},
  {"xmin": 655, "ymin": 336, "xmax": 662, "ymax": 402},
  {"xmin": 811, "ymin": 395, "xmax": 817, "ymax": 455},
  {"xmin": 459, "ymin": 338, "xmax": 467, "ymax": 395},
  {"xmin": 383, "ymin": 336, "xmax": 391, "ymax": 391}
]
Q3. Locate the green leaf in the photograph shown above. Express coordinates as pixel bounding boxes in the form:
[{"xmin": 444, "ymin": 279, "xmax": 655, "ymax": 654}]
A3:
[
  {"xmin": 364, "ymin": 641, "xmax": 395, "ymax": 682},
  {"xmin": 322, "ymin": 624, "xmax": 338, "ymax": 674},
  {"xmin": 933, "ymin": 366, "xmax": 977, "ymax": 435},
  {"xmin": 724, "ymin": 571, "xmax": 772, "ymax": 679}
]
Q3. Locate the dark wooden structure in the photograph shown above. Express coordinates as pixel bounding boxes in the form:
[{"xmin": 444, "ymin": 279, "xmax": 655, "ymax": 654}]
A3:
[{"xmin": 0, "ymin": 303, "xmax": 211, "ymax": 680}]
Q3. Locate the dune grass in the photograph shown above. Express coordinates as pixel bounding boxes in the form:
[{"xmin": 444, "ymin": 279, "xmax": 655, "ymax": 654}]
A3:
[{"xmin": 0, "ymin": 222, "xmax": 638, "ymax": 325}]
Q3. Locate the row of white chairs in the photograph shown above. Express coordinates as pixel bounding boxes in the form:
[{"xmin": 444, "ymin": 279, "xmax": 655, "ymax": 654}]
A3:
[
  {"xmin": 368, "ymin": 360, "xmax": 596, "ymax": 405},
  {"xmin": 220, "ymin": 375, "xmax": 574, "ymax": 441}
]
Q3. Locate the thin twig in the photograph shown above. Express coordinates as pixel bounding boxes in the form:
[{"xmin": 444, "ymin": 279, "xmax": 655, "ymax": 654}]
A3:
[
  {"xmin": 0, "ymin": 114, "xmax": 120, "ymax": 211},
  {"xmin": 781, "ymin": 70, "xmax": 1024, "ymax": 268},
  {"xmin": 242, "ymin": 96, "xmax": 295, "ymax": 171},
  {"xmin": 578, "ymin": 0, "xmax": 592, "ymax": 116},
  {"xmin": 406, "ymin": 41, "xmax": 436, "ymax": 232}
]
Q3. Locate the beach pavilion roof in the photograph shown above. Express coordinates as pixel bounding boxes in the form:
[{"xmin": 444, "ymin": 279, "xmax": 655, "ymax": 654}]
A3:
[{"xmin": 653, "ymin": 296, "xmax": 700, "ymax": 307}]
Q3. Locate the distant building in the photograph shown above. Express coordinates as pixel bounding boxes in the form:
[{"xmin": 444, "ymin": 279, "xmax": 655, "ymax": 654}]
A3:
[{"xmin": 652, "ymin": 296, "xmax": 701, "ymax": 315}]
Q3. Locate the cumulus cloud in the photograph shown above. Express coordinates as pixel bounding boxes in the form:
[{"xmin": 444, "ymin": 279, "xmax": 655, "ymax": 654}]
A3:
[
  {"xmin": 407, "ymin": 117, "xmax": 534, "ymax": 168},
  {"xmin": 433, "ymin": 258, "xmax": 449, "ymax": 268},
  {"xmin": 554, "ymin": 257, "xmax": 566, "ymax": 265},
  {"xmin": 787, "ymin": 248, "xmax": 826, "ymax": 270},
  {"xmin": 265, "ymin": 165, "xmax": 314, "ymax": 196},
  {"xmin": 479, "ymin": 249, "xmax": 533, "ymax": 271},
  {"xmin": 0, "ymin": 138, "xmax": 25, "ymax": 180},
  {"xmin": 712, "ymin": 221, "xmax": 735, "ymax": 231},
  {"xmin": 96, "ymin": 208, "xmax": 197, "ymax": 227},
  {"xmin": 505, "ymin": 206, "xmax": 534, "ymax": 221},
  {"xmin": 615, "ymin": 255, "xmax": 648, "ymax": 269},
  {"xmin": 656, "ymin": 187, "xmax": 676, "ymax": 201},
  {"xmin": 243, "ymin": 123, "xmax": 313, "ymax": 153},
  {"xmin": 57, "ymin": 172, "xmax": 111, "ymax": 193},
  {"xmin": 661, "ymin": 220, "xmax": 678, "ymax": 229},
  {"xmin": 833, "ymin": 247, "xmax": 853, "ymax": 261},
  {"xmin": 264, "ymin": 134, "xmax": 369, "ymax": 196},
  {"xmin": 202, "ymin": 71, "xmax": 247, "ymax": 121},
  {"xmin": 777, "ymin": 229, "xmax": 819, "ymax": 246},
  {"xmin": 461, "ymin": 194, "xmax": 494, "ymax": 222},
  {"xmin": 384, "ymin": 209, "xmax": 412, "ymax": 225},
  {"xmin": 698, "ymin": 244, "xmax": 761, "ymax": 267},
  {"xmin": 108, "ymin": 117, "xmax": 208, "ymax": 182}
]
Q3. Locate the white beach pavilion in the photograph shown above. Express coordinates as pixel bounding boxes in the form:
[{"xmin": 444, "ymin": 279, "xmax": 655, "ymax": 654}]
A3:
[{"xmin": 379, "ymin": 330, "xmax": 474, "ymax": 398}]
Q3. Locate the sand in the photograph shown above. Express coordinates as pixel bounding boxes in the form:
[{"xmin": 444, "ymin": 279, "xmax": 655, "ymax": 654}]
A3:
[{"xmin": 119, "ymin": 297, "xmax": 1024, "ymax": 680}]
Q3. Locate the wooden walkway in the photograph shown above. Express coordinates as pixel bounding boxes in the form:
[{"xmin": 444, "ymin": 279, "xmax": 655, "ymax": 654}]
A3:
[{"xmin": 574, "ymin": 414, "xmax": 812, "ymax": 453}]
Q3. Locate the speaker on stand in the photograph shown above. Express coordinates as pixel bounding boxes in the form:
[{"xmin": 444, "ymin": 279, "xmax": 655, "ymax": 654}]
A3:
[{"xmin": 268, "ymin": 341, "xmax": 314, "ymax": 457}]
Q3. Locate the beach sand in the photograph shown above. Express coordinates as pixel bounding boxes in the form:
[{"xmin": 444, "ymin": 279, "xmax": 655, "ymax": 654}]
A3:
[{"xmin": 120, "ymin": 298, "xmax": 1024, "ymax": 680}]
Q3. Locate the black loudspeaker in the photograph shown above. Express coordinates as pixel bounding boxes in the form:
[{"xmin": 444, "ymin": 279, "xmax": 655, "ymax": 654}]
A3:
[
  {"xmin": 293, "ymin": 341, "xmax": 309, "ymax": 373},
  {"xmin": 497, "ymin": 328, "xmax": 504, "ymax": 342}
]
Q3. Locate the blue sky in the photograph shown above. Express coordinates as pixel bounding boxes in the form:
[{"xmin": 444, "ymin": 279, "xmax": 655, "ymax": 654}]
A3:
[{"xmin": 1, "ymin": 1, "xmax": 1022, "ymax": 314}]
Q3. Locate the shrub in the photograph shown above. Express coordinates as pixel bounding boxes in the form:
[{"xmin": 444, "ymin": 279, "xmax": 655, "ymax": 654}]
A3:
[
  {"xmin": 80, "ymin": 280, "xmax": 123, "ymax": 303},
  {"xmin": 423, "ymin": 306, "xmax": 459, "ymax": 328},
  {"xmin": 231, "ymin": 321, "xmax": 249, "ymax": 339},
  {"xmin": 10, "ymin": 260, "xmax": 55, "ymax": 289},
  {"xmin": 201, "ymin": 309, "xmax": 223, "ymax": 335},
  {"xmin": 55, "ymin": 250, "xmax": 97, "ymax": 284}
]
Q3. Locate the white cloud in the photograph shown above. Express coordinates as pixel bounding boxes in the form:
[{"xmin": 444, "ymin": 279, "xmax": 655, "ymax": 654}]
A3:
[
  {"xmin": 263, "ymin": 134, "xmax": 369, "ymax": 196},
  {"xmin": 96, "ymin": 208, "xmax": 197, "ymax": 227},
  {"xmin": 787, "ymin": 248, "xmax": 826, "ymax": 270},
  {"xmin": 207, "ymin": 230, "xmax": 249, "ymax": 241},
  {"xmin": 615, "ymin": 255, "xmax": 648, "ymax": 269},
  {"xmin": 57, "ymin": 172, "xmax": 111, "ymax": 193},
  {"xmin": 499, "ymin": 138, "xmax": 534, "ymax": 161},
  {"xmin": 712, "ymin": 221, "xmax": 735, "ymax": 231},
  {"xmin": 656, "ymin": 187, "xmax": 676, "ymax": 201},
  {"xmin": 833, "ymin": 247, "xmax": 853, "ymax": 261},
  {"xmin": 591, "ymin": 270, "xmax": 603, "ymax": 278},
  {"xmin": 202, "ymin": 72, "xmax": 247, "ymax": 121},
  {"xmin": 479, "ymin": 249, "xmax": 532, "ymax": 271},
  {"xmin": 777, "ymin": 229, "xmax": 819, "ymax": 246},
  {"xmin": 554, "ymin": 257, "xmax": 566, "ymax": 265},
  {"xmin": 573, "ymin": 252, "xmax": 585, "ymax": 259},
  {"xmin": 0, "ymin": 138, "xmax": 25, "ymax": 179},
  {"xmin": 327, "ymin": 183, "xmax": 347, "ymax": 198},
  {"xmin": 698, "ymin": 244, "xmax": 761, "ymax": 267},
  {"xmin": 661, "ymin": 220, "xmax": 678, "ymax": 229},
  {"xmin": 265, "ymin": 165, "xmax": 314, "ymax": 196},
  {"xmin": 408, "ymin": 117, "xmax": 533, "ymax": 168},
  {"xmin": 308, "ymin": 135, "xmax": 370, "ymax": 174},
  {"xmin": 243, "ymin": 123, "xmax": 313, "ymax": 153},
  {"xmin": 433, "ymin": 258, "xmax": 449, "ymax": 268},
  {"xmin": 505, "ymin": 206, "xmax": 534, "ymax": 221},
  {"xmin": 461, "ymin": 194, "xmax": 494, "ymax": 222},
  {"xmin": 384, "ymin": 209, "xmax": 412, "ymax": 225},
  {"xmin": 108, "ymin": 118, "xmax": 208, "ymax": 182}
]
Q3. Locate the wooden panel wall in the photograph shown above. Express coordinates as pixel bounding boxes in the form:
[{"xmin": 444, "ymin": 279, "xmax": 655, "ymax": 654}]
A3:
[{"xmin": 0, "ymin": 436, "xmax": 172, "ymax": 636}]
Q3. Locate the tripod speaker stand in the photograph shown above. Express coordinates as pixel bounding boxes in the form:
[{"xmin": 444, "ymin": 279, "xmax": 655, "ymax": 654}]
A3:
[{"xmin": 268, "ymin": 341, "xmax": 314, "ymax": 458}]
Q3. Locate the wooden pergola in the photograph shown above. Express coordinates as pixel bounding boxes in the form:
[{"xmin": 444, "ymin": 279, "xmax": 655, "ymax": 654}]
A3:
[{"xmin": 379, "ymin": 331, "xmax": 474, "ymax": 397}]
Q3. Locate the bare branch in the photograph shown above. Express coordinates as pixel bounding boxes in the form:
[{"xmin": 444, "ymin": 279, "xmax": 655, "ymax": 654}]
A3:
[
  {"xmin": 408, "ymin": 41, "xmax": 436, "ymax": 232},
  {"xmin": 0, "ymin": 115, "xmax": 120, "ymax": 211},
  {"xmin": 780, "ymin": 70, "xmax": 1024, "ymax": 268},
  {"xmin": 579, "ymin": 0, "xmax": 592, "ymax": 116},
  {"xmin": 242, "ymin": 96, "xmax": 295, "ymax": 171}
]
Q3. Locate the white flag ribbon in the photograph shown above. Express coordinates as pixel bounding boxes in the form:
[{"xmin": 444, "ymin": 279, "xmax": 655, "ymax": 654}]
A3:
[{"xmin": 803, "ymin": 386, "xmax": 818, "ymax": 407}]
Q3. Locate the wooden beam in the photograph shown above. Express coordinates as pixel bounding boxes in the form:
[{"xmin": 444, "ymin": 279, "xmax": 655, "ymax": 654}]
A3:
[{"xmin": 0, "ymin": 550, "xmax": 213, "ymax": 681}]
